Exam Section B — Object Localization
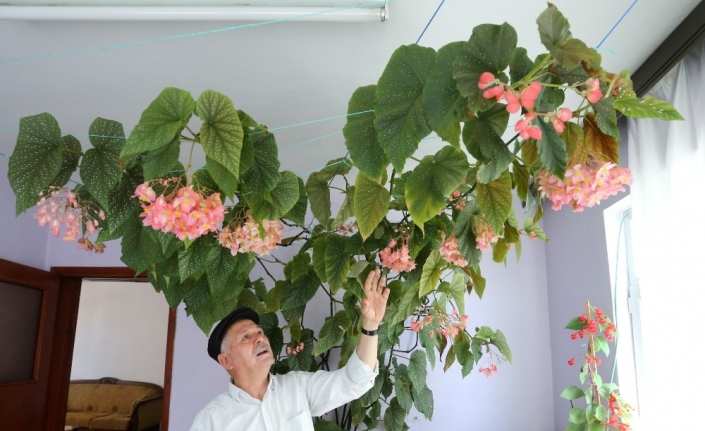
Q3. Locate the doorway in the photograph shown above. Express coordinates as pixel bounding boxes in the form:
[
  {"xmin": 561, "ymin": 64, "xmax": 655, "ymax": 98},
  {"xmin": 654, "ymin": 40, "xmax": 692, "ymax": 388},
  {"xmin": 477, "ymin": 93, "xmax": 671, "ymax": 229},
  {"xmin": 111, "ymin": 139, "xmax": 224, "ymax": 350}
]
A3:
[{"xmin": 47, "ymin": 267, "xmax": 176, "ymax": 431}]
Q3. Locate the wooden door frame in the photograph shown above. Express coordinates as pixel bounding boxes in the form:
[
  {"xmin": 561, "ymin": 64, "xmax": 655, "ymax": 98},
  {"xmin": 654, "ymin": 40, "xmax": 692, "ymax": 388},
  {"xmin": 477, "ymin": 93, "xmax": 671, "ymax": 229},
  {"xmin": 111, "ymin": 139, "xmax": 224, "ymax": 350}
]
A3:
[{"xmin": 45, "ymin": 267, "xmax": 176, "ymax": 431}]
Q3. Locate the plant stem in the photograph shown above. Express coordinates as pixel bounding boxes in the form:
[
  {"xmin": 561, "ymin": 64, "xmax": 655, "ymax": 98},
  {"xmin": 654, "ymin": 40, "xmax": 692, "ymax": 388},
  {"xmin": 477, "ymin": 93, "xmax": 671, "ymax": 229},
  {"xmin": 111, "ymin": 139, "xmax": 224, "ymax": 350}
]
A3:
[
  {"xmin": 256, "ymin": 257, "xmax": 278, "ymax": 284},
  {"xmin": 585, "ymin": 300, "xmax": 602, "ymax": 407}
]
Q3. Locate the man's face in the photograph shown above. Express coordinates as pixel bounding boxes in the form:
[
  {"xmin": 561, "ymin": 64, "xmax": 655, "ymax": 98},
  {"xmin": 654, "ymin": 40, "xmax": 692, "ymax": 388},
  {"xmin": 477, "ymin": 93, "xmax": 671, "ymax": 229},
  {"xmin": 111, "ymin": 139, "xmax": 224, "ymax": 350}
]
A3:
[{"xmin": 219, "ymin": 319, "xmax": 274, "ymax": 374}]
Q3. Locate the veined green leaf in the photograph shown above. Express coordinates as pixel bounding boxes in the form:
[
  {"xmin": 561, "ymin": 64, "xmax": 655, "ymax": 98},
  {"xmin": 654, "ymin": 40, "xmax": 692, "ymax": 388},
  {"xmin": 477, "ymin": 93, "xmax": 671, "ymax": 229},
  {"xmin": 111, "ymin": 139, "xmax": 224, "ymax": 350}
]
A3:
[
  {"xmin": 196, "ymin": 89, "xmax": 244, "ymax": 180},
  {"xmin": 305, "ymin": 174, "xmax": 331, "ymax": 228},
  {"xmin": 419, "ymin": 250, "xmax": 444, "ymax": 297},
  {"xmin": 535, "ymin": 116, "xmax": 569, "ymax": 177},
  {"xmin": 614, "ymin": 89, "xmax": 683, "ymax": 120},
  {"xmin": 245, "ymin": 171, "xmax": 299, "ymax": 222},
  {"xmin": 325, "ymin": 235, "xmax": 350, "ymax": 293},
  {"xmin": 284, "ymin": 176, "xmax": 307, "ymax": 225},
  {"xmin": 142, "ymin": 137, "xmax": 180, "ymax": 181},
  {"xmin": 476, "ymin": 170, "xmax": 513, "ymax": 234},
  {"xmin": 405, "ymin": 146, "xmax": 469, "ymax": 227},
  {"xmin": 8, "ymin": 113, "xmax": 64, "ymax": 215},
  {"xmin": 354, "ymin": 172, "xmax": 390, "ymax": 240},
  {"xmin": 423, "ymin": 41, "xmax": 467, "ymax": 147},
  {"xmin": 448, "ymin": 272, "xmax": 466, "ymax": 315},
  {"xmin": 453, "ymin": 23, "xmax": 517, "ymax": 112},
  {"xmin": 315, "ymin": 309, "xmax": 352, "ymax": 355},
  {"xmin": 344, "ymin": 86, "xmax": 390, "ymax": 179},
  {"xmin": 374, "ymin": 44, "xmax": 436, "ymax": 171},
  {"xmin": 243, "ymin": 132, "xmax": 281, "ymax": 193},
  {"xmin": 121, "ymin": 87, "xmax": 194, "ymax": 158}
]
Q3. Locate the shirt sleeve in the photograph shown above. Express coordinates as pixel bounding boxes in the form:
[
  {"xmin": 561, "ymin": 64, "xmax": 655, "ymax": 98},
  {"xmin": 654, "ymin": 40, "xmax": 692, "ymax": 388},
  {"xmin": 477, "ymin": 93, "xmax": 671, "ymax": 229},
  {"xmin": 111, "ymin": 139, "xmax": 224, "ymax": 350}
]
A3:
[{"xmin": 298, "ymin": 349, "xmax": 379, "ymax": 417}]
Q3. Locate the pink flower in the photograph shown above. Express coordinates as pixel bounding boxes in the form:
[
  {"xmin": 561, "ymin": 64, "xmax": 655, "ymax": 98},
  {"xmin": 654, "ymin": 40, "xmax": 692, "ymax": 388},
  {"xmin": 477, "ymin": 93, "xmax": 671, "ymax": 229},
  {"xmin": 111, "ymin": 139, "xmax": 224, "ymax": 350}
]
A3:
[
  {"xmin": 520, "ymin": 82, "xmax": 542, "ymax": 110},
  {"xmin": 475, "ymin": 218, "xmax": 501, "ymax": 252},
  {"xmin": 585, "ymin": 78, "xmax": 603, "ymax": 104},
  {"xmin": 132, "ymin": 183, "xmax": 156, "ymax": 202},
  {"xmin": 478, "ymin": 72, "xmax": 496, "ymax": 90},
  {"xmin": 218, "ymin": 211, "xmax": 284, "ymax": 256},
  {"xmin": 503, "ymin": 91, "xmax": 521, "ymax": 114},
  {"xmin": 380, "ymin": 238, "xmax": 416, "ymax": 273},
  {"xmin": 483, "ymin": 86, "xmax": 504, "ymax": 100},
  {"xmin": 514, "ymin": 113, "xmax": 542, "ymax": 140},
  {"xmin": 439, "ymin": 236, "xmax": 468, "ymax": 267}
]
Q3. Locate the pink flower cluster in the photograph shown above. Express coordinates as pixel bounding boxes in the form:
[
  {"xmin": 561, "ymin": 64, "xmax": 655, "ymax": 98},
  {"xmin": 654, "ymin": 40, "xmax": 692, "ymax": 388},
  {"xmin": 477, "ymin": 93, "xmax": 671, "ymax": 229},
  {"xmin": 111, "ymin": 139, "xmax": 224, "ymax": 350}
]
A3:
[
  {"xmin": 536, "ymin": 160, "xmax": 632, "ymax": 212},
  {"xmin": 410, "ymin": 309, "xmax": 468, "ymax": 339},
  {"xmin": 379, "ymin": 238, "xmax": 415, "ymax": 273},
  {"xmin": 475, "ymin": 218, "xmax": 501, "ymax": 252},
  {"xmin": 584, "ymin": 78, "xmax": 603, "ymax": 104},
  {"xmin": 439, "ymin": 236, "xmax": 468, "ymax": 267},
  {"xmin": 134, "ymin": 183, "xmax": 225, "ymax": 241},
  {"xmin": 336, "ymin": 221, "xmax": 357, "ymax": 236},
  {"xmin": 478, "ymin": 72, "xmax": 582, "ymax": 139},
  {"xmin": 34, "ymin": 188, "xmax": 106, "ymax": 253},
  {"xmin": 217, "ymin": 212, "xmax": 283, "ymax": 256}
]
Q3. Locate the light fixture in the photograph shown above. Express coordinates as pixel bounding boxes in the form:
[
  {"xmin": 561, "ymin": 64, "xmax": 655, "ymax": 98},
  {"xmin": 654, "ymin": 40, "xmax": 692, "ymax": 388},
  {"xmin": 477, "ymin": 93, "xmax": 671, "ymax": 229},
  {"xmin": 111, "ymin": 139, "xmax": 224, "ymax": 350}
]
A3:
[{"xmin": 0, "ymin": 2, "xmax": 389, "ymax": 22}]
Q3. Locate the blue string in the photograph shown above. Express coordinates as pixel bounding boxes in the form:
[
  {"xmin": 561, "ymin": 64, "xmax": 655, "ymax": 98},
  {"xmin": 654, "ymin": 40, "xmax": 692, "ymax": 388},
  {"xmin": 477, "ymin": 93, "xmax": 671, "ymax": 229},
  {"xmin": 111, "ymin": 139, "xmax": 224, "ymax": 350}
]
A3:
[
  {"xmin": 0, "ymin": 1, "xmax": 389, "ymax": 65},
  {"xmin": 282, "ymin": 131, "xmax": 342, "ymax": 152},
  {"xmin": 255, "ymin": 110, "xmax": 372, "ymax": 135},
  {"xmin": 416, "ymin": 0, "xmax": 446, "ymax": 44},
  {"xmin": 596, "ymin": 0, "xmax": 638, "ymax": 49}
]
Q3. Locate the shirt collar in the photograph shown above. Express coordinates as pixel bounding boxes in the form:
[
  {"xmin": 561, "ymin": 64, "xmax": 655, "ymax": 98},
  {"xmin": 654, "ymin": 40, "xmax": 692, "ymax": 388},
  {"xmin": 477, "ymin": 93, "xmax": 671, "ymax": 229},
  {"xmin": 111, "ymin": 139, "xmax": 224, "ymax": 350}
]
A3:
[{"xmin": 228, "ymin": 374, "xmax": 278, "ymax": 403}]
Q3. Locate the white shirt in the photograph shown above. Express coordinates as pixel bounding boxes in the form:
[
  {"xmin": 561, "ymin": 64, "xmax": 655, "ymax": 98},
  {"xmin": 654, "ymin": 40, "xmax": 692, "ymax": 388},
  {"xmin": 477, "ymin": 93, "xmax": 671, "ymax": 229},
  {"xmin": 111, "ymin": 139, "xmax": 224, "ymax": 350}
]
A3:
[{"xmin": 189, "ymin": 351, "xmax": 378, "ymax": 431}]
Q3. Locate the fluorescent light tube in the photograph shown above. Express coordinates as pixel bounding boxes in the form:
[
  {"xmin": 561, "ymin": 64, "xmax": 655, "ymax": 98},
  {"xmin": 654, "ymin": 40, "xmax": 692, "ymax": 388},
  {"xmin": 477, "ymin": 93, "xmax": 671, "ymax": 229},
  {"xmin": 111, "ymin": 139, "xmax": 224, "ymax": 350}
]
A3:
[{"xmin": 0, "ymin": 4, "xmax": 389, "ymax": 22}]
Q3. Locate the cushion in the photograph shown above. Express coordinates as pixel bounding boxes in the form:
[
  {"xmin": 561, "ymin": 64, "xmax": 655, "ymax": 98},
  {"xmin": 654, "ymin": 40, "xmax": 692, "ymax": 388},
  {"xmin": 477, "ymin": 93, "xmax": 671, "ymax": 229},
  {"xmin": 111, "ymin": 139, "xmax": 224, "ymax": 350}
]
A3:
[
  {"xmin": 88, "ymin": 413, "xmax": 132, "ymax": 431},
  {"xmin": 67, "ymin": 384, "xmax": 160, "ymax": 415},
  {"xmin": 65, "ymin": 411, "xmax": 111, "ymax": 428}
]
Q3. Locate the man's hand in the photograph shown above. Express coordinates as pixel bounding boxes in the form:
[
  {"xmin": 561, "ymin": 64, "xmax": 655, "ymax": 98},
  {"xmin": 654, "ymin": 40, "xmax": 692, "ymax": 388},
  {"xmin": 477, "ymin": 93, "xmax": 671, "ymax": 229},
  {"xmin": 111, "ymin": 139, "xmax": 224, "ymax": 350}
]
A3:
[{"xmin": 360, "ymin": 268, "xmax": 389, "ymax": 329}]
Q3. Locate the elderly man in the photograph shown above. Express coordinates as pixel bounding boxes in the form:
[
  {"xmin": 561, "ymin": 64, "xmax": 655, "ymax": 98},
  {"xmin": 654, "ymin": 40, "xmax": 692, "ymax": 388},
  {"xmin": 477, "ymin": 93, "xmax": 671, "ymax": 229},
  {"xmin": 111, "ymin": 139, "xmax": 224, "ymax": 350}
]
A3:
[{"xmin": 189, "ymin": 268, "xmax": 389, "ymax": 431}]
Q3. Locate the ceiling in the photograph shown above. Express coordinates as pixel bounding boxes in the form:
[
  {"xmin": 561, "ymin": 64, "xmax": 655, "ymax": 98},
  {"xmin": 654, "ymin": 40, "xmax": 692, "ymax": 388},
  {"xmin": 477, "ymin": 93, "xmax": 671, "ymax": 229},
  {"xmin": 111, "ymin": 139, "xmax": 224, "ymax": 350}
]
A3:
[{"xmin": 0, "ymin": 0, "xmax": 701, "ymax": 184}]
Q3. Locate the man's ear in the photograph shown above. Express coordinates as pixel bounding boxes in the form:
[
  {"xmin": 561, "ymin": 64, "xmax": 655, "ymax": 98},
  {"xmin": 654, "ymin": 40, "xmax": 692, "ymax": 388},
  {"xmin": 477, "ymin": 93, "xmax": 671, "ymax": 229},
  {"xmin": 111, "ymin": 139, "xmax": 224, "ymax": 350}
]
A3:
[{"xmin": 217, "ymin": 353, "xmax": 232, "ymax": 371}]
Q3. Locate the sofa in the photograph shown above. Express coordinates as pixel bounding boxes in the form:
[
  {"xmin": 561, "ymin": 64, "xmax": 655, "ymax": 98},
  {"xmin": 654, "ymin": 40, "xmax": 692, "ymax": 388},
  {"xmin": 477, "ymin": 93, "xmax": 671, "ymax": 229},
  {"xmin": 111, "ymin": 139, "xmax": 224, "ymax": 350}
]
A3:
[{"xmin": 65, "ymin": 377, "xmax": 163, "ymax": 431}]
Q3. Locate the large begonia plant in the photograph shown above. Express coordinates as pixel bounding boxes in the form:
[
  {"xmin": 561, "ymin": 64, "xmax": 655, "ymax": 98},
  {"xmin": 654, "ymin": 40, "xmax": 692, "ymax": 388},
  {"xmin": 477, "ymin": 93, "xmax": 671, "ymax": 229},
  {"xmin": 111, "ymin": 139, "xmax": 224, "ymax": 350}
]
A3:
[{"xmin": 7, "ymin": 5, "xmax": 680, "ymax": 430}]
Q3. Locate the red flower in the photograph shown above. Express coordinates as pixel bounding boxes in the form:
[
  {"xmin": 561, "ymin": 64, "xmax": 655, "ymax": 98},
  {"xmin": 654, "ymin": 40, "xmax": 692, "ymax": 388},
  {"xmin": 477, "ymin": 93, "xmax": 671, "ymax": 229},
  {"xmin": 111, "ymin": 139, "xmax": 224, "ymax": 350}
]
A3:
[{"xmin": 568, "ymin": 358, "xmax": 575, "ymax": 366}]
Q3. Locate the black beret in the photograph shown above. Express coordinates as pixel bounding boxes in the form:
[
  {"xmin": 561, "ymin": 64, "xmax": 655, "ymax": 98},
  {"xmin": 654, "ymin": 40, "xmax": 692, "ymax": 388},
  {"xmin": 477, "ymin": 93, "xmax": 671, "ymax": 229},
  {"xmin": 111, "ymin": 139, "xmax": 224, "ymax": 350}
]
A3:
[{"xmin": 207, "ymin": 307, "xmax": 260, "ymax": 362}]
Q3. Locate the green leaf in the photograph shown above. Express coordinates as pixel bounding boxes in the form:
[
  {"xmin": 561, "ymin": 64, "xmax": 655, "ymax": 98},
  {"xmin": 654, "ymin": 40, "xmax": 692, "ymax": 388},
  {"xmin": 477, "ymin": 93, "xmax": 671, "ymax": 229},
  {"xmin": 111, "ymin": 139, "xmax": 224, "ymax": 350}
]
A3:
[
  {"xmin": 79, "ymin": 118, "xmax": 125, "ymax": 208},
  {"xmin": 596, "ymin": 335, "xmax": 610, "ymax": 356},
  {"xmin": 288, "ymin": 329, "xmax": 315, "ymax": 371},
  {"xmin": 513, "ymin": 161, "xmax": 530, "ymax": 202},
  {"xmin": 509, "ymin": 47, "xmax": 534, "ymax": 84},
  {"xmin": 524, "ymin": 218, "xmax": 548, "ymax": 241},
  {"xmin": 561, "ymin": 121, "xmax": 585, "ymax": 162},
  {"xmin": 454, "ymin": 201, "xmax": 482, "ymax": 268},
  {"xmin": 594, "ymin": 405, "xmax": 607, "ymax": 422},
  {"xmin": 592, "ymin": 97, "xmax": 620, "ymax": 139},
  {"xmin": 476, "ymin": 170, "xmax": 513, "ymax": 234},
  {"xmin": 284, "ymin": 176, "xmax": 307, "ymax": 225},
  {"xmin": 412, "ymin": 385, "xmax": 434, "ymax": 420},
  {"xmin": 560, "ymin": 385, "xmax": 586, "ymax": 401},
  {"xmin": 196, "ymin": 89, "xmax": 244, "ymax": 180},
  {"xmin": 245, "ymin": 171, "xmax": 299, "ymax": 222},
  {"xmin": 360, "ymin": 368, "xmax": 386, "ymax": 407},
  {"xmin": 569, "ymin": 407, "xmax": 587, "ymax": 424},
  {"xmin": 535, "ymin": 116, "xmax": 569, "ymax": 177},
  {"xmin": 423, "ymin": 41, "xmax": 467, "ymax": 147},
  {"xmin": 418, "ymin": 324, "xmax": 438, "ymax": 369},
  {"xmin": 100, "ymin": 168, "xmax": 143, "ymax": 240},
  {"xmin": 536, "ymin": 75, "xmax": 566, "ymax": 113},
  {"xmin": 280, "ymin": 273, "xmax": 320, "ymax": 310},
  {"xmin": 315, "ymin": 309, "xmax": 352, "ymax": 355},
  {"xmin": 354, "ymin": 172, "xmax": 390, "ymax": 240},
  {"xmin": 448, "ymin": 272, "xmax": 466, "ymax": 315},
  {"xmin": 588, "ymin": 422, "xmax": 606, "ymax": 431},
  {"xmin": 314, "ymin": 419, "xmax": 345, "ymax": 431},
  {"xmin": 177, "ymin": 235, "xmax": 216, "ymax": 282},
  {"xmin": 383, "ymin": 398, "xmax": 407, "ymax": 431},
  {"xmin": 614, "ymin": 89, "xmax": 683, "ymax": 120},
  {"xmin": 205, "ymin": 156, "xmax": 238, "ymax": 197},
  {"xmin": 315, "ymin": 157, "xmax": 352, "ymax": 183},
  {"xmin": 243, "ymin": 132, "xmax": 281, "ymax": 193},
  {"xmin": 121, "ymin": 87, "xmax": 194, "ymax": 158},
  {"xmin": 557, "ymin": 38, "xmax": 602, "ymax": 70},
  {"xmin": 283, "ymin": 252, "xmax": 312, "ymax": 283},
  {"xmin": 387, "ymin": 282, "xmax": 422, "ymax": 325},
  {"xmin": 120, "ymin": 218, "xmax": 162, "ymax": 273},
  {"xmin": 374, "ymin": 44, "xmax": 436, "ymax": 171},
  {"xmin": 344, "ymin": 86, "xmax": 390, "ymax": 179},
  {"xmin": 312, "ymin": 237, "xmax": 328, "ymax": 282},
  {"xmin": 468, "ymin": 267, "xmax": 486, "ymax": 299},
  {"xmin": 238, "ymin": 134, "xmax": 255, "ymax": 175},
  {"xmin": 491, "ymin": 329, "xmax": 512, "ymax": 364},
  {"xmin": 408, "ymin": 350, "xmax": 428, "ymax": 390},
  {"xmin": 566, "ymin": 423, "xmax": 588, "ymax": 431},
  {"xmin": 393, "ymin": 364, "xmax": 413, "ymax": 412},
  {"xmin": 463, "ymin": 106, "xmax": 513, "ymax": 183},
  {"xmin": 333, "ymin": 185, "xmax": 355, "ymax": 227},
  {"xmin": 50, "ymin": 135, "xmax": 82, "ymax": 189},
  {"xmin": 142, "ymin": 137, "xmax": 180, "ymax": 181},
  {"xmin": 305, "ymin": 174, "xmax": 331, "ymax": 228},
  {"xmin": 443, "ymin": 345, "xmax": 456, "ymax": 372},
  {"xmin": 8, "ymin": 113, "xmax": 64, "ymax": 215},
  {"xmin": 325, "ymin": 235, "xmax": 351, "ymax": 293},
  {"xmin": 206, "ymin": 247, "xmax": 253, "ymax": 297},
  {"xmin": 453, "ymin": 23, "xmax": 517, "ymax": 112},
  {"xmin": 419, "ymin": 250, "xmax": 444, "ymax": 297},
  {"xmin": 453, "ymin": 333, "xmax": 475, "ymax": 377},
  {"xmin": 536, "ymin": 4, "xmax": 573, "ymax": 52},
  {"xmin": 405, "ymin": 146, "xmax": 469, "ymax": 227}
]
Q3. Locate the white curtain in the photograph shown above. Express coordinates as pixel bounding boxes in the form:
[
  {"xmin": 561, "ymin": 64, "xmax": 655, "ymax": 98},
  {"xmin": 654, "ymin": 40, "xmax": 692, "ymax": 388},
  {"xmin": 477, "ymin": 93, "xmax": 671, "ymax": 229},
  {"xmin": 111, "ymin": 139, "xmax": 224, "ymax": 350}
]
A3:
[{"xmin": 627, "ymin": 39, "xmax": 705, "ymax": 429}]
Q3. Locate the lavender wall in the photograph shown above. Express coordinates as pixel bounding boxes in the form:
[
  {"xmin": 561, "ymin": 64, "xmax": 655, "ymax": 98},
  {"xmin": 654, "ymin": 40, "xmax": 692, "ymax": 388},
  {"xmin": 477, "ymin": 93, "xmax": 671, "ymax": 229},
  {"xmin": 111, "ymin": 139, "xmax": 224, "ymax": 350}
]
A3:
[
  {"xmin": 0, "ymin": 174, "xmax": 50, "ymax": 269},
  {"xmin": 545, "ymin": 121, "xmax": 629, "ymax": 430}
]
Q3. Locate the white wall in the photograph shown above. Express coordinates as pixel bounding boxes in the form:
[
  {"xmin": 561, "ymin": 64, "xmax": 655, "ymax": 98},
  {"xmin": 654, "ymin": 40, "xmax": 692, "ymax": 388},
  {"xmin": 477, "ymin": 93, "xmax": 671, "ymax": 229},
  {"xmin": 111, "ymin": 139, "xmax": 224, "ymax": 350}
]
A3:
[{"xmin": 70, "ymin": 280, "xmax": 170, "ymax": 386}]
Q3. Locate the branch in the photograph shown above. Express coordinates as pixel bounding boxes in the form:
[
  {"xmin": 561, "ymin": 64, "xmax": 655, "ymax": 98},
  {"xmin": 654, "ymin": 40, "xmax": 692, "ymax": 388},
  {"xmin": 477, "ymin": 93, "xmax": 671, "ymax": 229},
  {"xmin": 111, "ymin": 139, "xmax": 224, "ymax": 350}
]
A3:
[{"xmin": 255, "ymin": 257, "xmax": 278, "ymax": 283}]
